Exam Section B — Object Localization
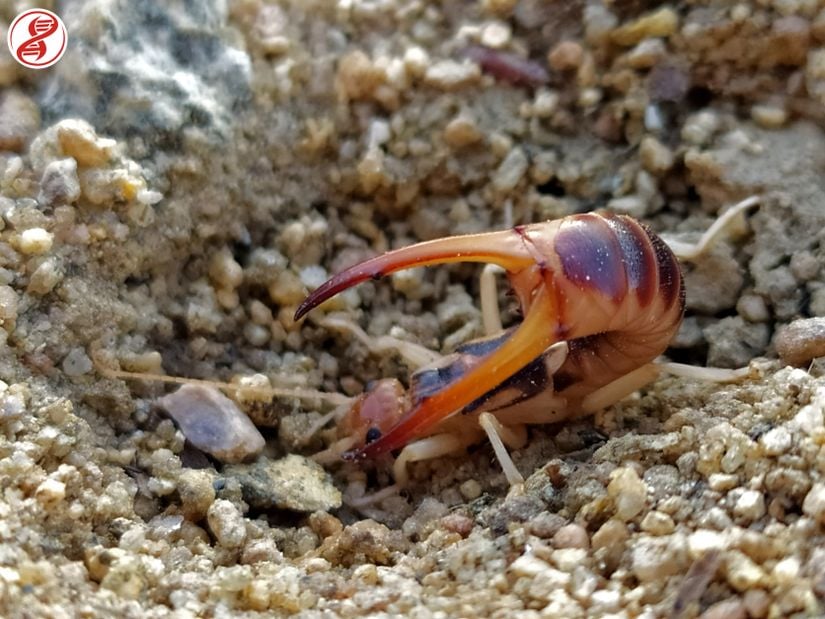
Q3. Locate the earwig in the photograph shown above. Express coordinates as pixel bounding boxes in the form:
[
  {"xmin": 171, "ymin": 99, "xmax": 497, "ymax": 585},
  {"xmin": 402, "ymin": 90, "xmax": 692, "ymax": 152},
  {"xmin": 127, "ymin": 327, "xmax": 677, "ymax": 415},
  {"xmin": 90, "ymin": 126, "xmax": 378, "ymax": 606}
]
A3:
[
  {"xmin": 294, "ymin": 197, "xmax": 759, "ymax": 500},
  {"xmin": 103, "ymin": 197, "xmax": 758, "ymax": 509}
]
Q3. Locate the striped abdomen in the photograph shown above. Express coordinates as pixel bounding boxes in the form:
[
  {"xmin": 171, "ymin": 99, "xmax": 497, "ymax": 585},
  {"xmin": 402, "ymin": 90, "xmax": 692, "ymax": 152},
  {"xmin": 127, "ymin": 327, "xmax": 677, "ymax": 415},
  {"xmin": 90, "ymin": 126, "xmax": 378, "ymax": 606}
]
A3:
[
  {"xmin": 411, "ymin": 213, "xmax": 685, "ymax": 419},
  {"xmin": 539, "ymin": 212, "xmax": 684, "ymax": 409}
]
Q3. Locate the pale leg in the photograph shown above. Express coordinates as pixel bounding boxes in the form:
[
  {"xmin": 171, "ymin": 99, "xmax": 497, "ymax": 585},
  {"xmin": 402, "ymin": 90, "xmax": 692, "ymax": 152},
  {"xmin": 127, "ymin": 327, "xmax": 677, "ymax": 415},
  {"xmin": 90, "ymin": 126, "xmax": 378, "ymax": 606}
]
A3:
[
  {"xmin": 579, "ymin": 359, "xmax": 751, "ymax": 415},
  {"xmin": 580, "ymin": 363, "xmax": 662, "ymax": 413},
  {"xmin": 663, "ymin": 196, "xmax": 760, "ymax": 262},
  {"xmin": 478, "ymin": 412, "xmax": 527, "ymax": 486},
  {"xmin": 658, "ymin": 361, "xmax": 750, "ymax": 382},
  {"xmin": 480, "ymin": 264, "xmax": 506, "ymax": 336},
  {"xmin": 319, "ymin": 314, "xmax": 440, "ymax": 369},
  {"xmin": 346, "ymin": 432, "xmax": 480, "ymax": 508}
]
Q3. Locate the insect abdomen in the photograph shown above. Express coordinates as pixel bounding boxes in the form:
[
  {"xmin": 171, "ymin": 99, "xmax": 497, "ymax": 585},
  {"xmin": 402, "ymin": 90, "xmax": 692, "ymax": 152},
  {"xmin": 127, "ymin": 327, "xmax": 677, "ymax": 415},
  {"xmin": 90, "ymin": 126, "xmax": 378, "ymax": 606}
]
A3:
[{"xmin": 544, "ymin": 212, "xmax": 685, "ymax": 405}]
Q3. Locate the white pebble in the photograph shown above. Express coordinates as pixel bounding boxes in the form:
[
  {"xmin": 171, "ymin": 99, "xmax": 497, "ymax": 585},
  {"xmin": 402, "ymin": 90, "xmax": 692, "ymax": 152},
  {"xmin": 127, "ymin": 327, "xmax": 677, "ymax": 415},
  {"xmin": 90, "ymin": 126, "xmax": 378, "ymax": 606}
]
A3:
[
  {"xmin": 207, "ymin": 499, "xmax": 247, "ymax": 548},
  {"xmin": 509, "ymin": 554, "xmax": 552, "ymax": 577},
  {"xmin": 608, "ymin": 467, "xmax": 647, "ymax": 521},
  {"xmin": 773, "ymin": 557, "xmax": 800, "ymax": 584},
  {"xmin": 733, "ymin": 489, "xmax": 765, "ymax": 522},
  {"xmin": 35, "ymin": 478, "xmax": 66, "ymax": 505},
  {"xmin": 759, "ymin": 426, "xmax": 792, "ymax": 455},
  {"xmin": 18, "ymin": 228, "xmax": 54, "ymax": 255},
  {"xmin": 687, "ymin": 529, "xmax": 727, "ymax": 558},
  {"xmin": 803, "ymin": 483, "xmax": 825, "ymax": 523}
]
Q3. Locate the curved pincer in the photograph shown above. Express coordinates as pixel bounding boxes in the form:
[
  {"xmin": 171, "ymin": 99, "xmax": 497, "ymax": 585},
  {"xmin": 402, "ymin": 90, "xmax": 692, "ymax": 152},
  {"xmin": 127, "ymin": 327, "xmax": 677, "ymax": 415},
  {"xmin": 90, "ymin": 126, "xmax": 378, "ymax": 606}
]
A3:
[
  {"xmin": 296, "ymin": 226, "xmax": 567, "ymax": 461},
  {"xmin": 342, "ymin": 283, "xmax": 562, "ymax": 459},
  {"xmin": 294, "ymin": 229, "xmax": 536, "ymax": 321}
]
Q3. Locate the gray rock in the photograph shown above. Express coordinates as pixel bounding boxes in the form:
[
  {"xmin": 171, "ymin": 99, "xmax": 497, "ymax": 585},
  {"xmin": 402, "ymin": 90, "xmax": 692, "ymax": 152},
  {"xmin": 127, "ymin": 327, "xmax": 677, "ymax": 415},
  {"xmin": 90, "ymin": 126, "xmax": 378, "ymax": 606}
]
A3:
[
  {"xmin": 39, "ymin": 158, "xmax": 81, "ymax": 206},
  {"xmin": 41, "ymin": 0, "xmax": 251, "ymax": 146},
  {"xmin": 224, "ymin": 455, "xmax": 342, "ymax": 513},
  {"xmin": 158, "ymin": 384, "xmax": 264, "ymax": 464},
  {"xmin": 704, "ymin": 316, "xmax": 770, "ymax": 368}
]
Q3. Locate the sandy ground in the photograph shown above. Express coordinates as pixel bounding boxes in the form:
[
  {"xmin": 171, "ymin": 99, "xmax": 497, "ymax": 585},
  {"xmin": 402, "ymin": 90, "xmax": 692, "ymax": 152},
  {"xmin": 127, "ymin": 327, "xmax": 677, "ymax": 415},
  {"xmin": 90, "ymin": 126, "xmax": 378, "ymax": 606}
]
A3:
[{"xmin": 1, "ymin": 0, "xmax": 825, "ymax": 617}]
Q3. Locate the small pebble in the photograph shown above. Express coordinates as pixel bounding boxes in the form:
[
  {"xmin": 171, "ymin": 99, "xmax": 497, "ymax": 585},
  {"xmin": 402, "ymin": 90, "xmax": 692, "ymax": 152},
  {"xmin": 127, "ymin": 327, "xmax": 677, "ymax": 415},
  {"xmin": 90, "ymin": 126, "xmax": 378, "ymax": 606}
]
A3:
[
  {"xmin": 509, "ymin": 554, "xmax": 552, "ymax": 577},
  {"xmin": 224, "ymin": 455, "xmax": 342, "ymax": 512},
  {"xmin": 640, "ymin": 510, "xmax": 675, "ymax": 535},
  {"xmin": 790, "ymin": 251, "xmax": 819, "ymax": 281},
  {"xmin": 38, "ymin": 158, "xmax": 81, "ymax": 206},
  {"xmin": 688, "ymin": 530, "xmax": 727, "ymax": 558},
  {"xmin": 611, "ymin": 8, "xmax": 679, "ymax": 46},
  {"xmin": 591, "ymin": 519, "xmax": 629, "ymax": 550},
  {"xmin": 639, "ymin": 136, "xmax": 675, "ymax": 174},
  {"xmin": 177, "ymin": 469, "xmax": 216, "ymax": 521},
  {"xmin": 803, "ymin": 483, "xmax": 825, "ymax": 524},
  {"xmin": 625, "ymin": 38, "xmax": 666, "ymax": 69},
  {"xmin": 56, "ymin": 119, "xmax": 116, "ymax": 167},
  {"xmin": 206, "ymin": 499, "xmax": 246, "ymax": 548},
  {"xmin": 736, "ymin": 294, "xmax": 770, "ymax": 323},
  {"xmin": 608, "ymin": 466, "xmax": 647, "ymax": 521},
  {"xmin": 440, "ymin": 513, "xmax": 474, "ymax": 537},
  {"xmin": 631, "ymin": 535, "xmax": 687, "ymax": 582},
  {"xmin": 547, "ymin": 41, "xmax": 584, "ymax": 71},
  {"xmin": 743, "ymin": 589, "xmax": 770, "ymax": 618},
  {"xmin": 35, "ymin": 478, "xmax": 66, "ymax": 505},
  {"xmin": 423, "ymin": 60, "xmax": 481, "ymax": 90},
  {"xmin": 760, "ymin": 426, "xmax": 792, "ymax": 456},
  {"xmin": 0, "ymin": 285, "xmax": 19, "ymax": 325},
  {"xmin": 551, "ymin": 548, "xmax": 587, "ymax": 572},
  {"xmin": 61, "ymin": 348, "xmax": 93, "ymax": 376},
  {"xmin": 459, "ymin": 479, "xmax": 482, "ymax": 501},
  {"xmin": 27, "ymin": 257, "xmax": 63, "ymax": 295},
  {"xmin": 732, "ymin": 489, "xmax": 766, "ymax": 522},
  {"xmin": 18, "ymin": 228, "xmax": 54, "ymax": 255},
  {"xmin": 158, "ymin": 384, "xmax": 265, "ymax": 463},
  {"xmin": 208, "ymin": 250, "xmax": 243, "ymax": 290},
  {"xmin": 751, "ymin": 104, "xmax": 787, "ymax": 129},
  {"xmin": 553, "ymin": 523, "xmax": 589, "ymax": 549},
  {"xmin": 775, "ymin": 317, "xmax": 825, "ymax": 366},
  {"xmin": 443, "ymin": 116, "xmax": 482, "ymax": 149},
  {"xmin": 527, "ymin": 511, "xmax": 566, "ymax": 538},
  {"xmin": 492, "ymin": 147, "xmax": 529, "ymax": 192},
  {"xmin": 480, "ymin": 22, "xmax": 511, "ymax": 48},
  {"xmin": 725, "ymin": 551, "xmax": 765, "ymax": 591}
]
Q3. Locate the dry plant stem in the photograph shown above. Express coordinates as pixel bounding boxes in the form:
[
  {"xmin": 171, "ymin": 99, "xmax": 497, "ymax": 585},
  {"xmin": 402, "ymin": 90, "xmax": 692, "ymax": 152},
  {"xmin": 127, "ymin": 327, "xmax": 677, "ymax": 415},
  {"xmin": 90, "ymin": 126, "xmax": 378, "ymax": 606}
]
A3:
[{"xmin": 98, "ymin": 366, "xmax": 351, "ymax": 406}]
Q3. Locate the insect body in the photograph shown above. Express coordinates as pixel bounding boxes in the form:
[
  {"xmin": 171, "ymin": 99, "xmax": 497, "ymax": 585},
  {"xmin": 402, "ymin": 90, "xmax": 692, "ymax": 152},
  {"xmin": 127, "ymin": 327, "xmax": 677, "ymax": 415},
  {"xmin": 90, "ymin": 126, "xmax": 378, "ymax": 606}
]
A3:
[
  {"xmin": 102, "ymin": 198, "xmax": 757, "ymax": 504},
  {"xmin": 298, "ymin": 212, "xmax": 682, "ymax": 459},
  {"xmin": 296, "ymin": 198, "xmax": 757, "ymax": 492}
]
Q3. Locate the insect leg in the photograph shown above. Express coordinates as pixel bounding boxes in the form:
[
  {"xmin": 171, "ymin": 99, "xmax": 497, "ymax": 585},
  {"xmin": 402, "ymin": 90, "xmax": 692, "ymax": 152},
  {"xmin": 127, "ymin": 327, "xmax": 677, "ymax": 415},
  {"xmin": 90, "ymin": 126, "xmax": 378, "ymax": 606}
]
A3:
[
  {"xmin": 390, "ymin": 432, "xmax": 481, "ymax": 487},
  {"xmin": 663, "ymin": 196, "xmax": 760, "ymax": 262},
  {"xmin": 657, "ymin": 361, "xmax": 750, "ymax": 382},
  {"xmin": 478, "ymin": 412, "xmax": 527, "ymax": 486},
  {"xmin": 579, "ymin": 363, "xmax": 662, "ymax": 413},
  {"xmin": 480, "ymin": 264, "xmax": 506, "ymax": 336},
  {"xmin": 319, "ymin": 314, "xmax": 440, "ymax": 370}
]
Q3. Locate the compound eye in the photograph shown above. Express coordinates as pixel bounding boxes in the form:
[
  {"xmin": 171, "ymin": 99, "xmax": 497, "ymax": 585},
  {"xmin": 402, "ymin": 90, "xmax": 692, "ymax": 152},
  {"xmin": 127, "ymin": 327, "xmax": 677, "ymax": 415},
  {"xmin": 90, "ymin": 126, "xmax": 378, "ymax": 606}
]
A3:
[{"xmin": 365, "ymin": 427, "xmax": 382, "ymax": 444}]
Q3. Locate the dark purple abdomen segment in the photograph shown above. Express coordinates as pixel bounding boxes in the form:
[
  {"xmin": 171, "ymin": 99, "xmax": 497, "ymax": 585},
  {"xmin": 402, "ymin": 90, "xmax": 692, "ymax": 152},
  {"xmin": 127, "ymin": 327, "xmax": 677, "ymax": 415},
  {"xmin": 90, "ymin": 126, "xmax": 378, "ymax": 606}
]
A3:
[
  {"xmin": 553, "ymin": 215, "xmax": 627, "ymax": 301},
  {"xmin": 603, "ymin": 215, "xmax": 658, "ymax": 307},
  {"xmin": 644, "ymin": 222, "xmax": 684, "ymax": 311},
  {"xmin": 554, "ymin": 213, "xmax": 682, "ymax": 311}
]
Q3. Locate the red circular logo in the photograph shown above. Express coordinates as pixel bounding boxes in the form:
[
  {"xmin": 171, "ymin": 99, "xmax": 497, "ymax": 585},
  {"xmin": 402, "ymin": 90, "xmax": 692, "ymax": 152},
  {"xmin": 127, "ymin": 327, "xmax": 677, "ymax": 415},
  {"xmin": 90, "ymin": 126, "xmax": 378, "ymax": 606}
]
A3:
[{"xmin": 7, "ymin": 9, "xmax": 68, "ymax": 69}]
